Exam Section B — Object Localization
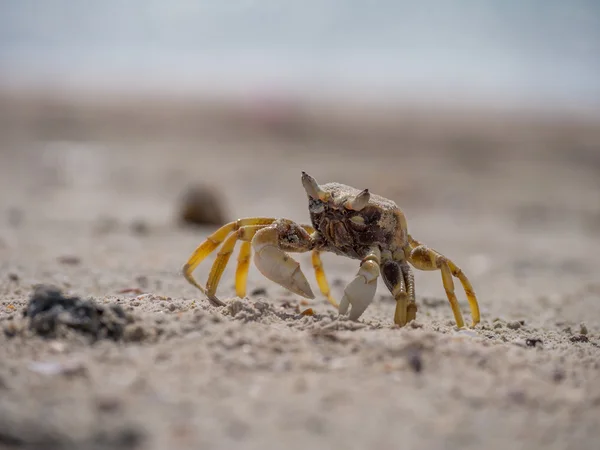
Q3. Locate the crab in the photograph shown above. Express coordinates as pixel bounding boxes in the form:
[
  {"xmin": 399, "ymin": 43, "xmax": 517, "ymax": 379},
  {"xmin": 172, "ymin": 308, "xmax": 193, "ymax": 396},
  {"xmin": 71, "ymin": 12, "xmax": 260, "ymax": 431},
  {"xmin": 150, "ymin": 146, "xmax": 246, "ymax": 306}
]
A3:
[{"xmin": 182, "ymin": 172, "xmax": 480, "ymax": 328}]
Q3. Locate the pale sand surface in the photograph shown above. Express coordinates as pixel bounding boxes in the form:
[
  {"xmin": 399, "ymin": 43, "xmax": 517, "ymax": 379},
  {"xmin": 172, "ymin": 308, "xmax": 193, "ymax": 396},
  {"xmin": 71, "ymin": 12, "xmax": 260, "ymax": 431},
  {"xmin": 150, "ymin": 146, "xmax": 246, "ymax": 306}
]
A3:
[{"xmin": 1, "ymin": 91, "xmax": 599, "ymax": 449}]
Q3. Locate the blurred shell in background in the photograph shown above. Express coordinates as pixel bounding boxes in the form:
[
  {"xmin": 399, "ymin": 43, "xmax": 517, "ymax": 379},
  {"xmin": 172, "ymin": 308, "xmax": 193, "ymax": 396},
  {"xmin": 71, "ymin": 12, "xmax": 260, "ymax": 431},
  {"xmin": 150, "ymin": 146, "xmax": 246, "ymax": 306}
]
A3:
[{"xmin": 178, "ymin": 184, "xmax": 229, "ymax": 227}]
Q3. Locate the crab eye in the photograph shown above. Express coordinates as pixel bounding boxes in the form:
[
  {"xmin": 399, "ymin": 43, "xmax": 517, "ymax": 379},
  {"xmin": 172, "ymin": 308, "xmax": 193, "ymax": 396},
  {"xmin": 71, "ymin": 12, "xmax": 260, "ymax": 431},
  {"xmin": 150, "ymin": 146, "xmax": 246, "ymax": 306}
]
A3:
[{"xmin": 309, "ymin": 198, "xmax": 325, "ymax": 214}]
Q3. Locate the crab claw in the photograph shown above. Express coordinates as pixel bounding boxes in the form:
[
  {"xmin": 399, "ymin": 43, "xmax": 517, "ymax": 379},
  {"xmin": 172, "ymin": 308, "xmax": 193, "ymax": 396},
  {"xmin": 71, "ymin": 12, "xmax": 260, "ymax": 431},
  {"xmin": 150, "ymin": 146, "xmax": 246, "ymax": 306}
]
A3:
[
  {"xmin": 338, "ymin": 255, "xmax": 380, "ymax": 320},
  {"xmin": 252, "ymin": 227, "xmax": 315, "ymax": 299},
  {"xmin": 339, "ymin": 275, "xmax": 377, "ymax": 320}
]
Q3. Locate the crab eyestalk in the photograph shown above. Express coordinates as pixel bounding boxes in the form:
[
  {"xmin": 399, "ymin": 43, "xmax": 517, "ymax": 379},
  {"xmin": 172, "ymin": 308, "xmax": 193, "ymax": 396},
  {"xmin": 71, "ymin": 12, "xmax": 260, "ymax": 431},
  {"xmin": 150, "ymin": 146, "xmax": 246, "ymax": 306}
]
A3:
[
  {"xmin": 345, "ymin": 188, "xmax": 370, "ymax": 211},
  {"xmin": 301, "ymin": 171, "xmax": 329, "ymax": 201}
]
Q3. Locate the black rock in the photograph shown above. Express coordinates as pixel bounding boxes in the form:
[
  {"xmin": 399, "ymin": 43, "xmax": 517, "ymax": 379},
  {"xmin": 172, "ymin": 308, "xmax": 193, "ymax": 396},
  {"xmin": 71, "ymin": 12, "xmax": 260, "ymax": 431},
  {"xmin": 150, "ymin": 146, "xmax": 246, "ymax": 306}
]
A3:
[{"xmin": 23, "ymin": 285, "xmax": 127, "ymax": 341}]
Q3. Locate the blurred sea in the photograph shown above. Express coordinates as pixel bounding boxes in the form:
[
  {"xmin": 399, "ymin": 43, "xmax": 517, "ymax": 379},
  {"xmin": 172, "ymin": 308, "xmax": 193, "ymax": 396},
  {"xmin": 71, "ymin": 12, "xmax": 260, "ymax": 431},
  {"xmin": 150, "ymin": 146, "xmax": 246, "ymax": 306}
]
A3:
[{"xmin": 1, "ymin": 0, "xmax": 599, "ymax": 109}]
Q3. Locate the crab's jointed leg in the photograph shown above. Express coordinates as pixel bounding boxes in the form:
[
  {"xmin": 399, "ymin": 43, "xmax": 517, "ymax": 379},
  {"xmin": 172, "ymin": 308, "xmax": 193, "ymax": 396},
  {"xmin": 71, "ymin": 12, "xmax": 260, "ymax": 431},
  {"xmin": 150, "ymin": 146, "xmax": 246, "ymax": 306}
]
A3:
[
  {"xmin": 182, "ymin": 213, "xmax": 342, "ymax": 310},
  {"xmin": 311, "ymin": 250, "xmax": 338, "ymax": 308},
  {"xmin": 206, "ymin": 224, "xmax": 267, "ymax": 304},
  {"xmin": 301, "ymin": 224, "xmax": 338, "ymax": 308},
  {"xmin": 400, "ymin": 262, "xmax": 417, "ymax": 323},
  {"xmin": 406, "ymin": 236, "xmax": 480, "ymax": 328},
  {"xmin": 235, "ymin": 241, "xmax": 252, "ymax": 298},
  {"xmin": 381, "ymin": 257, "xmax": 418, "ymax": 327},
  {"xmin": 182, "ymin": 217, "xmax": 276, "ymax": 305},
  {"xmin": 339, "ymin": 246, "xmax": 381, "ymax": 321}
]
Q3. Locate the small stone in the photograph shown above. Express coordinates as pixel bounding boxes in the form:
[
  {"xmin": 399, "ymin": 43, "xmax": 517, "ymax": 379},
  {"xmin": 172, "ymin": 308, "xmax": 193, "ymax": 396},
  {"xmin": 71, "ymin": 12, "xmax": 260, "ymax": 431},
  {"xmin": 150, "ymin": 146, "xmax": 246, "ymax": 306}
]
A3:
[
  {"xmin": 406, "ymin": 347, "xmax": 423, "ymax": 373},
  {"xmin": 3, "ymin": 322, "xmax": 20, "ymax": 338},
  {"xmin": 526, "ymin": 338, "xmax": 543, "ymax": 347},
  {"xmin": 300, "ymin": 308, "xmax": 314, "ymax": 316},
  {"xmin": 570, "ymin": 334, "xmax": 589, "ymax": 343},
  {"xmin": 494, "ymin": 322, "xmax": 503, "ymax": 329},
  {"xmin": 552, "ymin": 368, "xmax": 565, "ymax": 383},
  {"xmin": 49, "ymin": 342, "xmax": 67, "ymax": 354},
  {"xmin": 95, "ymin": 396, "xmax": 122, "ymax": 413},
  {"xmin": 507, "ymin": 321, "xmax": 521, "ymax": 330},
  {"xmin": 168, "ymin": 303, "xmax": 176, "ymax": 312},
  {"xmin": 94, "ymin": 426, "xmax": 145, "ymax": 448},
  {"xmin": 508, "ymin": 389, "xmax": 526, "ymax": 404},
  {"xmin": 124, "ymin": 325, "xmax": 147, "ymax": 342},
  {"xmin": 8, "ymin": 273, "xmax": 19, "ymax": 282},
  {"xmin": 178, "ymin": 184, "xmax": 228, "ymax": 227},
  {"xmin": 57, "ymin": 255, "xmax": 81, "ymax": 265},
  {"xmin": 130, "ymin": 219, "xmax": 149, "ymax": 235},
  {"xmin": 250, "ymin": 287, "xmax": 267, "ymax": 296},
  {"xmin": 579, "ymin": 323, "xmax": 588, "ymax": 335}
]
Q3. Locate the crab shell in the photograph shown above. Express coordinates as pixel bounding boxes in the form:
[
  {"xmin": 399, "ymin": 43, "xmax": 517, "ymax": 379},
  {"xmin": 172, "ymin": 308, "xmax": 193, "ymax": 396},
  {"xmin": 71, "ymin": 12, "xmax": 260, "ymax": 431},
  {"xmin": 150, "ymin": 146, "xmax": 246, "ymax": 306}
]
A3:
[{"xmin": 304, "ymin": 180, "xmax": 408, "ymax": 261}]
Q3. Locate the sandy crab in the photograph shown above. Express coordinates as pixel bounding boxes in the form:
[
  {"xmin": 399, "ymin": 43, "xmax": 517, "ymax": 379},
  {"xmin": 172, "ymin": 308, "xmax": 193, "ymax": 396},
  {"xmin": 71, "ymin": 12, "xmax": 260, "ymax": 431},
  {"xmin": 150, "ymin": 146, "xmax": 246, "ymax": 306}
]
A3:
[{"xmin": 182, "ymin": 172, "xmax": 480, "ymax": 328}]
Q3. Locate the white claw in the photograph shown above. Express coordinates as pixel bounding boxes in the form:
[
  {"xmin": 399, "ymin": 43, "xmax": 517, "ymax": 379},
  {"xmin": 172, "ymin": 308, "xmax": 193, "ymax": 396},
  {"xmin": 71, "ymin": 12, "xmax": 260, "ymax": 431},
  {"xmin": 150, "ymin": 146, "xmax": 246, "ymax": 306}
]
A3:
[
  {"xmin": 339, "ymin": 275, "xmax": 377, "ymax": 320},
  {"xmin": 253, "ymin": 242, "xmax": 315, "ymax": 299}
]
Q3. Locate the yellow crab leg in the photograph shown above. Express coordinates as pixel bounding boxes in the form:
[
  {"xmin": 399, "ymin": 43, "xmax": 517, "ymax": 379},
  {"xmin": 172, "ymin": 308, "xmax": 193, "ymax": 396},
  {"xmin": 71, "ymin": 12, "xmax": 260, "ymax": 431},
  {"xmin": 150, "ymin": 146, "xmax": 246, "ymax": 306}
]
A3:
[
  {"xmin": 382, "ymin": 259, "xmax": 409, "ymax": 326},
  {"xmin": 206, "ymin": 225, "xmax": 267, "ymax": 303},
  {"xmin": 406, "ymin": 236, "xmax": 480, "ymax": 328},
  {"xmin": 235, "ymin": 241, "xmax": 252, "ymax": 298},
  {"xmin": 301, "ymin": 224, "xmax": 338, "ymax": 308},
  {"xmin": 182, "ymin": 217, "xmax": 275, "ymax": 304},
  {"xmin": 446, "ymin": 259, "xmax": 480, "ymax": 326},
  {"xmin": 311, "ymin": 250, "xmax": 338, "ymax": 308}
]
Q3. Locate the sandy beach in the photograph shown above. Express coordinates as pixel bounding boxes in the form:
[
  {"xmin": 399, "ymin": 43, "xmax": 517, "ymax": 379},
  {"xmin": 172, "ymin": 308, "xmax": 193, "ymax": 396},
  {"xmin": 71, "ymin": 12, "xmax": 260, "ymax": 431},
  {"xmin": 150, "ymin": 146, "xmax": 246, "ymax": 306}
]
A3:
[{"xmin": 1, "ymin": 90, "xmax": 599, "ymax": 450}]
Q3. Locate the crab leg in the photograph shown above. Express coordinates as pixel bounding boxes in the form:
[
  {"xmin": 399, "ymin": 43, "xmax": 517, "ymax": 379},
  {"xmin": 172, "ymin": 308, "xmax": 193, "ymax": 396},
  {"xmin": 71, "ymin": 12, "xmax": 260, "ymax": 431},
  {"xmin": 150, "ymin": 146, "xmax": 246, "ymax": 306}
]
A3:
[
  {"xmin": 301, "ymin": 224, "xmax": 338, "ymax": 308},
  {"xmin": 339, "ymin": 247, "xmax": 381, "ymax": 321},
  {"xmin": 400, "ymin": 262, "xmax": 417, "ymax": 323},
  {"xmin": 381, "ymin": 258, "xmax": 418, "ymax": 326},
  {"xmin": 252, "ymin": 222, "xmax": 315, "ymax": 299},
  {"xmin": 235, "ymin": 241, "xmax": 252, "ymax": 298},
  {"xmin": 406, "ymin": 236, "xmax": 480, "ymax": 328},
  {"xmin": 182, "ymin": 217, "xmax": 276, "ymax": 305},
  {"xmin": 205, "ymin": 225, "xmax": 267, "ymax": 304},
  {"xmin": 311, "ymin": 250, "xmax": 338, "ymax": 308}
]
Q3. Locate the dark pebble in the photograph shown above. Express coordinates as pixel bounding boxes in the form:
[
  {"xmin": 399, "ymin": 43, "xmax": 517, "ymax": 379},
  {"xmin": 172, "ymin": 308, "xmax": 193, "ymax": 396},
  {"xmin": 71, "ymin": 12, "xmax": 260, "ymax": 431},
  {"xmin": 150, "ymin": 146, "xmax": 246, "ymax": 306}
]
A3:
[
  {"xmin": 23, "ymin": 285, "xmax": 128, "ymax": 341},
  {"xmin": 250, "ymin": 287, "xmax": 267, "ymax": 296},
  {"xmin": 178, "ymin": 184, "xmax": 228, "ymax": 227},
  {"xmin": 526, "ymin": 338, "xmax": 543, "ymax": 347},
  {"xmin": 407, "ymin": 347, "xmax": 423, "ymax": 373},
  {"xmin": 57, "ymin": 255, "xmax": 81, "ymax": 265},
  {"xmin": 130, "ymin": 220, "xmax": 149, "ymax": 235}
]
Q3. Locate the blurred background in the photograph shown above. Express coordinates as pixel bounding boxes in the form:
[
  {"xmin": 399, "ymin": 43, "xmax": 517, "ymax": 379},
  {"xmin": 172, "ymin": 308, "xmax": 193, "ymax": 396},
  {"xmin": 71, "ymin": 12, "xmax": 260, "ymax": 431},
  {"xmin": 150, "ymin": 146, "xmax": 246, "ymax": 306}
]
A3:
[{"xmin": 1, "ymin": 0, "xmax": 599, "ymax": 274}]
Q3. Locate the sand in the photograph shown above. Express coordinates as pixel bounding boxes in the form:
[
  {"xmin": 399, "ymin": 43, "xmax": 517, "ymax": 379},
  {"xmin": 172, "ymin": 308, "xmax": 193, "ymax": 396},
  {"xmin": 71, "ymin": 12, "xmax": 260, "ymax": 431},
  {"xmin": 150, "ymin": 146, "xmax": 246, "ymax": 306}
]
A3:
[{"xmin": 1, "ymin": 90, "xmax": 599, "ymax": 450}]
